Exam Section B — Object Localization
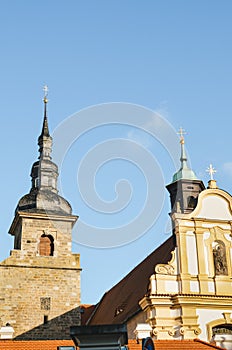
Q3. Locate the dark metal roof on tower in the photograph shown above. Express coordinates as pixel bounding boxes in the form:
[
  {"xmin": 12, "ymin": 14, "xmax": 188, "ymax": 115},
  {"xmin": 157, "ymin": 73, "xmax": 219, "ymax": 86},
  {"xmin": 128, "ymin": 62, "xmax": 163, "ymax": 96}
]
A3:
[
  {"xmin": 39, "ymin": 95, "xmax": 50, "ymax": 138},
  {"xmin": 38, "ymin": 85, "xmax": 52, "ymax": 160},
  {"xmin": 14, "ymin": 86, "xmax": 73, "ymax": 215}
]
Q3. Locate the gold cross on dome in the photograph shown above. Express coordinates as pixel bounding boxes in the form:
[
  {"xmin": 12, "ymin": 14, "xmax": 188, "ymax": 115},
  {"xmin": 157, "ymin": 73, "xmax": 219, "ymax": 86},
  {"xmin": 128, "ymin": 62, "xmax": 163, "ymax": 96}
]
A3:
[
  {"xmin": 206, "ymin": 164, "xmax": 217, "ymax": 180},
  {"xmin": 177, "ymin": 127, "xmax": 186, "ymax": 143}
]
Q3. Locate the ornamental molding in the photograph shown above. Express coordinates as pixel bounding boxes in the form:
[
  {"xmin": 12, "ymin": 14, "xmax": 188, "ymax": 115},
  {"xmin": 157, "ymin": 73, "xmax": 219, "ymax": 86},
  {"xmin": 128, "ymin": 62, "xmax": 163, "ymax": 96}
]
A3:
[{"xmin": 155, "ymin": 250, "xmax": 176, "ymax": 275}]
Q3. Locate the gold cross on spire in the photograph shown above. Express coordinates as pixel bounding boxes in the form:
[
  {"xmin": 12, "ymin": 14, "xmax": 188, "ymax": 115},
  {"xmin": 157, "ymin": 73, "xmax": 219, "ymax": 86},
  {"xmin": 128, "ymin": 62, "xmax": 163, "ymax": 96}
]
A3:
[
  {"xmin": 177, "ymin": 127, "xmax": 186, "ymax": 144},
  {"xmin": 206, "ymin": 164, "xmax": 217, "ymax": 180},
  {"xmin": 43, "ymin": 85, "xmax": 49, "ymax": 103}
]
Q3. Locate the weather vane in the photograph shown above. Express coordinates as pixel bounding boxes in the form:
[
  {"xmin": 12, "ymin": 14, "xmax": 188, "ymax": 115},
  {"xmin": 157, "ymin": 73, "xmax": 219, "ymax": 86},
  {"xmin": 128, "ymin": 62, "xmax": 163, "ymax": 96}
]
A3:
[
  {"xmin": 177, "ymin": 127, "xmax": 186, "ymax": 143},
  {"xmin": 43, "ymin": 85, "xmax": 49, "ymax": 103},
  {"xmin": 206, "ymin": 164, "xmax": 217, "ymax": 180}
]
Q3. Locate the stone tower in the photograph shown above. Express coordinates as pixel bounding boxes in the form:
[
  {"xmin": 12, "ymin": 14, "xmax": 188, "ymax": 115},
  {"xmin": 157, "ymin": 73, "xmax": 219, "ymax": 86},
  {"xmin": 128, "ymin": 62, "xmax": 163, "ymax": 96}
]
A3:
[{"xmin": 0, "ymin": 92, "xmax": 81, "ymax": 339}]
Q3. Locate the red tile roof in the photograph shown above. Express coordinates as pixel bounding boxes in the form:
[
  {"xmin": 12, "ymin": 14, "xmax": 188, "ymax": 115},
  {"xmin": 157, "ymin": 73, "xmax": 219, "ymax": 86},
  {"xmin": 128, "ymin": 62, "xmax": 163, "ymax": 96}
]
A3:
[
  {"xmin": 87, "ymin": 236, "xmax": 176, "ymax": 325},
  {"xmin": 0, "ymin": 339, "xmax": 75, "ymax": 349},
  {"xmin": 0, "ymin": 338, "xmax": 223, "ymax": 350},
  {"xmin": 129, "ymin": 339, "xmax": 224, "ymax": 350}
]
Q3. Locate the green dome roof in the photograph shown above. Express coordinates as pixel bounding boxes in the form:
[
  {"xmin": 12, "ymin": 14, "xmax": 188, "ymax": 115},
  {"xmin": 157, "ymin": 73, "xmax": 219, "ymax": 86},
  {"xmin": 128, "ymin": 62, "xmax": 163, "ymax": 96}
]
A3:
[
  {"xmin": 172, "ymin": 166, "xmax": 198, "ymax": 182},
  {"xmin": 171, "ymin": 137, "xmax": 198, "ymax": 183}
]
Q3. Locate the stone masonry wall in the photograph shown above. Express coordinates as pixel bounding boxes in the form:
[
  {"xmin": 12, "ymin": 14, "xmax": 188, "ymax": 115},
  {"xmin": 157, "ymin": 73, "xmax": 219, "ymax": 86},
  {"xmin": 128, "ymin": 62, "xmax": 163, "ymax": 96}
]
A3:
[
  {"xmin": 13, "ymin": 216, "xmax": 75, "ymax": 258},
  {"xmin": 1, "ymin": 211, "xmax": 81, "ymax": 340},
  {"xmin": 0, "ymin": 251, "xmax": 81, "ymax": 339}
]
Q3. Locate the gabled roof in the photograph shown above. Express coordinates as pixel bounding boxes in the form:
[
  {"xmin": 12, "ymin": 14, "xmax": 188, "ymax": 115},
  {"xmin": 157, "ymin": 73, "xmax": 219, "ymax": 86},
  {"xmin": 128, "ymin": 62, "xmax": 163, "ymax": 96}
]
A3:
[{"xmin": 87, "ymin": 235, "xmax": 176, "ymax": 325}]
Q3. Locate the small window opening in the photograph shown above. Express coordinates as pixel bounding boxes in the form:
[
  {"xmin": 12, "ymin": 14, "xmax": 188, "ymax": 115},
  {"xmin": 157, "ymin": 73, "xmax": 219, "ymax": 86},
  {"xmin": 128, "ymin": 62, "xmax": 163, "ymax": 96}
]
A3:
[
  {"xmin": 39, "ymin": 234, "xmax": 54, "ymax": 256},
  {"xmin": 187, "ymin": 195, "xmax": 197, "ymax": 209},
  {"xmin": 35, "ymin": 177, "xmax": 39, "ymax": 188}
]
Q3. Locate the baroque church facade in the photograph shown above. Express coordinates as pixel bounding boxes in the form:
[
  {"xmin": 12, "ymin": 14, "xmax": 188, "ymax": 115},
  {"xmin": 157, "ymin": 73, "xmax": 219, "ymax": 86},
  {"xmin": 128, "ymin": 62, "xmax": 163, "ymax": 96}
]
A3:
[
  {"xmin": 0, "ymin": 93, "xmax": 231, "ymax": 350},
  {"xmin": 83, "ymin": 134, "xmax": 232, "ymax": 350}
]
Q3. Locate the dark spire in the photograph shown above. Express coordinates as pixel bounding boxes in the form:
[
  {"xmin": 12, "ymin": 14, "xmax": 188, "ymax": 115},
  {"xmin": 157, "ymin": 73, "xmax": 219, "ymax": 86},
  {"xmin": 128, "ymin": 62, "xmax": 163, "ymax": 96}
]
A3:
[
  {"xmin": 15, "ymin": 86, "xmax": 73, "ymax": 215},
  {"xmin": 38, "ymin": 86, "xmax": 52, "ymax": 160},
  {"xmin": 39, "ymin": 96, "xmax": 50, "ymax": 138},
  {"xmin": 29, "ymin": 86, "xmax": 58, "ymax": 194}
]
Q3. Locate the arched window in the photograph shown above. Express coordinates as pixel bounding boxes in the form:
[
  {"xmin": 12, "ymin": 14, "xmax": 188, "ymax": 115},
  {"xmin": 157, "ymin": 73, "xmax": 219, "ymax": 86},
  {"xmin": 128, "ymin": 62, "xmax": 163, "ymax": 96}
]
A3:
[
  {"xmin": 213, "ymin": 324, "xmax": 232, "ymax": 335},
  {"xmin": 212, "ymin": 324, "xmax": 232, "ymax": 349},
  {"xmin": 212, "ymin": 240, "xmax": 228, "ymax": 276},
  {"xmin": 187, "ymin": 195, "xmax": 197, "ymax": 209},
  {"xmin": 39, "ymin": 234, "xmax": 54, "ymax": 256}
]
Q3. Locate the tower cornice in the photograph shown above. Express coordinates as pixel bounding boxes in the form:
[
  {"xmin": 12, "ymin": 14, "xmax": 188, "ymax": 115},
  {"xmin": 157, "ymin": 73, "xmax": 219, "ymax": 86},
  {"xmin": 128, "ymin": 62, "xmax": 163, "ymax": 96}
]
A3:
[{"xmin": 9, "ymin": 210, "xmax": 78, "ymax": 236}]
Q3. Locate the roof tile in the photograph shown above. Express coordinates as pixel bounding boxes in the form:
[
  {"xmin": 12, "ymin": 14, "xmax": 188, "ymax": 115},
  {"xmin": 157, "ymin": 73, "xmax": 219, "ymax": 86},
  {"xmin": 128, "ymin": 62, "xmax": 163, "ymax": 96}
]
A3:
[
  {"xmin": 129, "ymin": 339, "xmax": 224, "ymax": 350},
  {"xmin": 0, "ymin": 339, "xmax": 75, "ymax": 349}
]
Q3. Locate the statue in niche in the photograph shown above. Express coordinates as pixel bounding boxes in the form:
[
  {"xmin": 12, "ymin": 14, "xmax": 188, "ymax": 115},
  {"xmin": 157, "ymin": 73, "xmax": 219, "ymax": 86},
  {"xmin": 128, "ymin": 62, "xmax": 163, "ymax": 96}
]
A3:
[{"xmin": 213, "ymin": 241, "xmax": 228, "ymax": 276}]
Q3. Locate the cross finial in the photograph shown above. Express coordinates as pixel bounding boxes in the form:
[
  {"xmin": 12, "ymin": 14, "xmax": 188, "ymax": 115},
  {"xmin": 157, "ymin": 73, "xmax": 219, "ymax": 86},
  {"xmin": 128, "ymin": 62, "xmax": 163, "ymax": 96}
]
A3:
[
  {"xmin": 177, "ymin": 127, "xmax": 186, "ymax": 144},
  {"xmin": 206, "ymin": 164, "xmax": 217, "ymax": 180},
  {"xmin": 43, "ymin": 85, "xmax": 49, "ymax": 103}
]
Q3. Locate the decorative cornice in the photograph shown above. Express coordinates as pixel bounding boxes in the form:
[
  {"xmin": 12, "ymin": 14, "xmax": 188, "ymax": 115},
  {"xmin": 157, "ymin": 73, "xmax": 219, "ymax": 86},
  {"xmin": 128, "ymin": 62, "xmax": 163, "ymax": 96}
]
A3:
[{"xmin": 9, "ymin": 210, "xmax": 78, "ymax": 236}]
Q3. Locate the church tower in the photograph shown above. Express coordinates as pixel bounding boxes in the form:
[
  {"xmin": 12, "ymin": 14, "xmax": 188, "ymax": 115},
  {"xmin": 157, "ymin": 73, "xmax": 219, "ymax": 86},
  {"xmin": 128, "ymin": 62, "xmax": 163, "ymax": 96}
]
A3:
[
  {"xmin": 0, "ymin": 88, "xmax": 81, "ymax": 340},
  {"xmin": 140, "ymin": 130, "xmax": 232, "ymax": 349},
  {"xmin": 166, "ymin": 128, "xmax": 205, "ymax": 214}
]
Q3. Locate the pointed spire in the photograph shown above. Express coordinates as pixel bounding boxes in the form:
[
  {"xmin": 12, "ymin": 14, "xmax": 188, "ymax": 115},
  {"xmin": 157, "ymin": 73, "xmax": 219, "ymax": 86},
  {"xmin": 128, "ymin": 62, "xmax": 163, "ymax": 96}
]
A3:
[
  {"xmin": 172, "ymin": 128, "xmax": 198, "ymax": 182},
  {"xmin": 179, "ymin": 127, "xmax": 188, "ymax": 170},
  {"xmin": 15, "ymin": 87, "xmax": 73, "ymax": 215},
  {"xmin": 38, "ymin": 86, "xmax": 52, "ymax": 160},
  {"xmin": 39, "ymin": 85, "xmax": 50, "ymax": 139}
]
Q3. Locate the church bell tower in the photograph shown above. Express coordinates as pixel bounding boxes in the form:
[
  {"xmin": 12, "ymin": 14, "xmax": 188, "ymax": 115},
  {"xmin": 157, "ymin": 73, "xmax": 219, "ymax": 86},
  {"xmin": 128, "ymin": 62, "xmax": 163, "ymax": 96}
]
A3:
[
  {"xmin": 166, "ymin": 128, "xmax": 205, "ymax": 214},
  {"xmin": 0, "ymin": 87, "xmax": 81, "ymax": 340}
]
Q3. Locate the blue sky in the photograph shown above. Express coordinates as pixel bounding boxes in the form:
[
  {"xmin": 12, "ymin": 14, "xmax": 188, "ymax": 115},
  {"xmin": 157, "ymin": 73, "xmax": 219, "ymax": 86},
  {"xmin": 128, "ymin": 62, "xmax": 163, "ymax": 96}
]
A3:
[{"xmin": 0, "ymin": 1, "xmax": 232, "ymax": 304}]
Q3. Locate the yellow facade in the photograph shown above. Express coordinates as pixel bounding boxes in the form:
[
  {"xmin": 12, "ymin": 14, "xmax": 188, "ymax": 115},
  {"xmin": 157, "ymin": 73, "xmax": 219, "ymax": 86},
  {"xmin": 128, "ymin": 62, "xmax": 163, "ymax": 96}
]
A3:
[{"xmin": 140, "ymin": 182, "xmax": 232, "ymax": 347}]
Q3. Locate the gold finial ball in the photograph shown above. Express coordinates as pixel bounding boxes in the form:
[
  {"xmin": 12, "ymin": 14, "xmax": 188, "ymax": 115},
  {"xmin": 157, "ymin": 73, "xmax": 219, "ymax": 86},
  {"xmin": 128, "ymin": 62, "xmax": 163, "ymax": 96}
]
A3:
[
  {"xmin": 178, "ymin": 127, "xmax": 186, "ymax": 144},
  {"xmin": 180, "ymin": 137, "xmax": 185, "ymax": 144},
  {"xmin": 43, "ymin": 97, "xmax": 48, "ymax": 103}
]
